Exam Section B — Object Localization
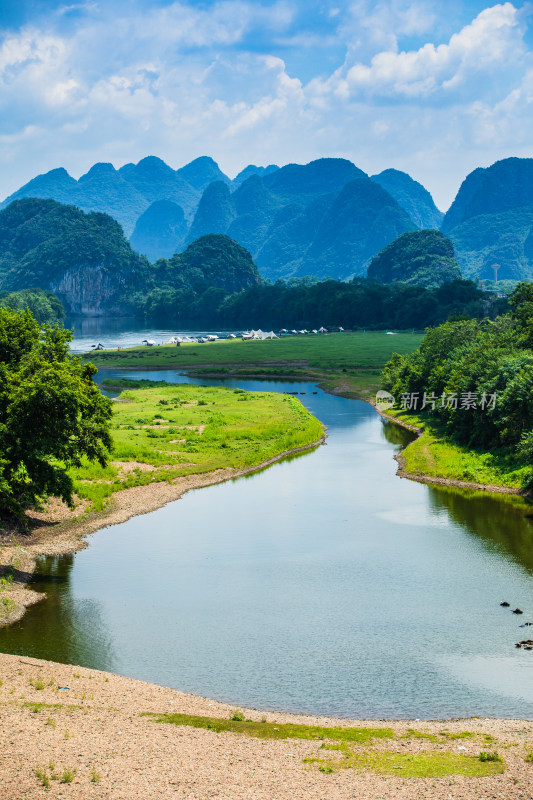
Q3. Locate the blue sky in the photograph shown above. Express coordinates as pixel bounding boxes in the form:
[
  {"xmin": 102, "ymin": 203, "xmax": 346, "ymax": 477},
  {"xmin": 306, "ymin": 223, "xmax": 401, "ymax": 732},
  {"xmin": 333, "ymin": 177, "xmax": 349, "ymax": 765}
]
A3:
[{"xmin": 1, "ymin": 0, "xmax": 533, "ymax": 209}]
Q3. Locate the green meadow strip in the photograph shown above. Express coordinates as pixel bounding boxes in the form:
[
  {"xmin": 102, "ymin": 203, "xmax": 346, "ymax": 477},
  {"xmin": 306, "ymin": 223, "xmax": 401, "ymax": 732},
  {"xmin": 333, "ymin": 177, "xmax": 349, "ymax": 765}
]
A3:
[{"xmin": 143, "ymin": 711, "xmax": 394, "ymax": 744}]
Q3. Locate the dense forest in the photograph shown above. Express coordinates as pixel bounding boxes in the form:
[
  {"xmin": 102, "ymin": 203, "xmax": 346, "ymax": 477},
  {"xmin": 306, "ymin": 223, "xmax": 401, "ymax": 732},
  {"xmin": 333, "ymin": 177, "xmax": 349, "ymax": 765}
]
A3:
[
  {"xmin": 381, "ymin": 283, "xmax": 533, "ymax": 487},
  {"xmin": 367, "ymin": 230, "xmax": 461, "ymax": 288},
  {"xmin": 134, "ymin": 277, "xmax": 505, "ymax": 330},
  {"xmin": 0, "ymin": 288, "xmax": 65, "ymax": 323}
]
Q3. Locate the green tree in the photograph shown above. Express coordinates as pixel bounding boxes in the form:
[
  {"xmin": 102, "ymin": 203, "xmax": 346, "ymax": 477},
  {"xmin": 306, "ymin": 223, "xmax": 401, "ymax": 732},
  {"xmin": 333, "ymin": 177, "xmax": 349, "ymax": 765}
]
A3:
[
  {"xmin": 0, "ymin": 308, "xmax": 112, "ymax": 518},
  {"xmin": 509, "ymin": 281, "xmax": 533, "ymax": 346}
]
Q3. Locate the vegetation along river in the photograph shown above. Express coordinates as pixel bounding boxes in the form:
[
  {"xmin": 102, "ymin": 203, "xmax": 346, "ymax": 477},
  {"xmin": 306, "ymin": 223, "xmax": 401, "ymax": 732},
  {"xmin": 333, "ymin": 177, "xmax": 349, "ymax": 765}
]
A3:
[{"xmin": 1, "ymin": 370, "xmax": 533, "ymax": 719}]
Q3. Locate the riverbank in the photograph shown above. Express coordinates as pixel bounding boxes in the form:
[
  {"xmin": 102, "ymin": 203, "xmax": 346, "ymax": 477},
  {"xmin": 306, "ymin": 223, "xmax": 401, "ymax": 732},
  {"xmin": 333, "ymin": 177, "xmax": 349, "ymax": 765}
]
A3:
[
  {"xmin": 1, "ymin": 652, "xmax": 532, "ymax": 799},
  {"xmin": 85, "ymin": 331, "xmax": 423, "ymax": 403},
  {"xmin": 0, "ymin": 383, "xmax": 324, "ymax": 628},
  {"xmin": 375, "ymin": 407, "xmax": 530, "ymax": 497}
]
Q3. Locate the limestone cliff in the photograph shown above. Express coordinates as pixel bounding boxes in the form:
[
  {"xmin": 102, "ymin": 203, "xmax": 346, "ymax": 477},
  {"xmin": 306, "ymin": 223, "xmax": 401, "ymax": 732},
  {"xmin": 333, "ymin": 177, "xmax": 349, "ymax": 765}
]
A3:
[{"xmin": 49, "ymin": 263, "xmax": 133, "ymax": 316}]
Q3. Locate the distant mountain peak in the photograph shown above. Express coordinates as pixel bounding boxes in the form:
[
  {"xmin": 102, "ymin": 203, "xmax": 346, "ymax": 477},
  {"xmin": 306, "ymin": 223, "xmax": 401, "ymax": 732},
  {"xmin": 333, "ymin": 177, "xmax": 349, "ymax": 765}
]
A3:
[
  {"xmin": 233, "ymin": 164, "xmax": 279, "ymax": 187},
  {"xmin": 177, "ymin": 157, "xmax": 231, "ymax": 192},
  {"xmin": 442, "ymin": 157, "xmax": 533, "ymax": 233},
  {"xmin": 78, "ymin": 162, "xmax": 118, "ymax": 182},
  {"xmin": 133, "ymin": 156, "xmax": 175, "ymax": 176},
  {"xmin": 130, "ymin": 199, "xmax": 187, "ymax": 261}
]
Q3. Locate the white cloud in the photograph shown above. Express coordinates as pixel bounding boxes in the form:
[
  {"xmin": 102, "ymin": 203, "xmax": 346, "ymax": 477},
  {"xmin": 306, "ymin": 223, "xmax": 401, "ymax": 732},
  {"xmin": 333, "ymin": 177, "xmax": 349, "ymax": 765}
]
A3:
[
  {"xmin": 327, "ymin": 3, "xmax": 527, "ymax": 100},
  {"xmin": 1, "ymin": 1, "xmax": 533, "ymax": 211}
]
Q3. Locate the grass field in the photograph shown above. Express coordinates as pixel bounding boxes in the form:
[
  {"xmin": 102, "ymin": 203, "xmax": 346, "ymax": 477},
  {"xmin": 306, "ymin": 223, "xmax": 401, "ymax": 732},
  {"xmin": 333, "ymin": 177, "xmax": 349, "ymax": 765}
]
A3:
[
  {"xmin": 84, "ymin": 332, "xmax": 423, "ymax": 398},
  {"xmin": 386, "ymin": 408, "xmax": 530, "ymax": 490},
  {"xmin": 71, "ymin": 382, "xmax": 323, "ymax": 511}
]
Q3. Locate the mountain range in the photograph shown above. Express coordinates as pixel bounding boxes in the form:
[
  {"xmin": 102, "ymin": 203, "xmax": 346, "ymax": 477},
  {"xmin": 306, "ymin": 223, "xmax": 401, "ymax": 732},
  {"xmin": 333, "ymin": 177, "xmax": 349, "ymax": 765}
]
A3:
[
  {"xmin": 4, "ymin": 155, "xmax": 533, "ymax": 283},
  {"xmin": 1, "ymin": 156, "xmax": 441, "ymax": 281}
]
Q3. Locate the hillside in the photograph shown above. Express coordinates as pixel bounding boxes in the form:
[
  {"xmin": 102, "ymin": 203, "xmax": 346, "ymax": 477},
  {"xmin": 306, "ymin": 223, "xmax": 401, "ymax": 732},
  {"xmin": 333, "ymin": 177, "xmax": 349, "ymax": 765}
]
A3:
[
  {"xmin": 367, "ymin": 230, "xmax": 462, "ymax": 287},
  {"xmin": 157, "ymin": 234, "xmax": 262, "ymax": 294},
  {"xmin": 442, "ymin": 158, "xmax": 533, "ymax": 232},
  {"xmin": 134, "ymin": 234, "xmax": 262, "ymax": 321},
  {"xmin": 371, "ymin": 169, "xmax": 443, "ymax": 229},
  {"xmin": 441, "ymin": 158, "xmax": 533, "ymax": 280},
  {"xmin": 297, "ymin": 178, "xmax": 417, "ymax": 279},
  {"xmin": 0, "ymin": 198, "xmax": 147, "ymax": 315},
  {"xmin": 185, "ymin": 160, "xmax": 420, "ymax": 280},
  {"xmin": 130, "ymin": 200, "xmax": 188, "ymax": 261}
]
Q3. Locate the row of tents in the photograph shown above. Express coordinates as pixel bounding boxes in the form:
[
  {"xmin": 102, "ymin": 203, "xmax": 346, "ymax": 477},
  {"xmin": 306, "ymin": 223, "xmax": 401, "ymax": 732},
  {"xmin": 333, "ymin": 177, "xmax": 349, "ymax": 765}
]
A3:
[
  {"xmin": 243, "ymin": 327, "xmax": 341, "ymax": 339},
  {"xmin": 89, "ymin": 327, "xmax": 344, "ymax": 350}
]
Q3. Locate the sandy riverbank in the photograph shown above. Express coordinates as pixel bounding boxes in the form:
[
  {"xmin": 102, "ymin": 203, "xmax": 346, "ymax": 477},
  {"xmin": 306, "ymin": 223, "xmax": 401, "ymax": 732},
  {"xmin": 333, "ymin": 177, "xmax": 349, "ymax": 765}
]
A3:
[{"xmin": 1, "ymin": 652, "xmax": 532, "ymax": 799}]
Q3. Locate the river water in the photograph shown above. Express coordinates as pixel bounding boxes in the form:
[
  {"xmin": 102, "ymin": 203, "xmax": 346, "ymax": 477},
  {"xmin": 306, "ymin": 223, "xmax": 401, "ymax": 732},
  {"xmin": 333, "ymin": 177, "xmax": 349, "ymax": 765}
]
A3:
[
  {"xmin": 66, "ymin": 318, "xmax": 236, "ymax": 353},
  {"xmin": 1, "ymin": 369, "xmax": 533, "ymax": 719}
]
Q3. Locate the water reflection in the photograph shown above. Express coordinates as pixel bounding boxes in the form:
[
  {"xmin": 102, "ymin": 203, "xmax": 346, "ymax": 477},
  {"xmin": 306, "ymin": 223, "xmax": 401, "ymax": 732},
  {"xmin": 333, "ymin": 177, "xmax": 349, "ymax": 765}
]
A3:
[
  {"xmin": 1, "ymin": 554, "xmax": 116, "ymax": 671},
  {"xmin": 429, "ymin": 486, "xmax": 533, "ymax": 575}
]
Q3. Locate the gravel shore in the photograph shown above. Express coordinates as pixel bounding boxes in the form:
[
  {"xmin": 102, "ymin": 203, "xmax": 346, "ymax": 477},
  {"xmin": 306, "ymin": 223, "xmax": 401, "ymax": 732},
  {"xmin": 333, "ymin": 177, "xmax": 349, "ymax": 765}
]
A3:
[{"xmin": 1, "ymin": 653, "xmax": 532, "ymax": 799}]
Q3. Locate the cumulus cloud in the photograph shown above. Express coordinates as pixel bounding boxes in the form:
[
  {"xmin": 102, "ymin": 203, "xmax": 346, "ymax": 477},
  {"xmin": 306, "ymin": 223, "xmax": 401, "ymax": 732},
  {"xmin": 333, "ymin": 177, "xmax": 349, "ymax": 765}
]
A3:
[
  {"xmin": 320, "ymin": 3, "xmax": 528, "ymax": 101},
  {"xmin": 1, "ymin": 1, "xmax": 533, "ymax": 210}
]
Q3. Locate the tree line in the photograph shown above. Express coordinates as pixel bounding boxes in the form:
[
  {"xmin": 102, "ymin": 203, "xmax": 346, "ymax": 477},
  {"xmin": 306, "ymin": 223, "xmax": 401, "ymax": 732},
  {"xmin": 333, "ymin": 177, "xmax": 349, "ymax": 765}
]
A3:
[
  {"xmin": 133, "ymin": 277, "xmax": 506, "ymax": 330},
  {"xmin": 381, "ymin": 283, "xmax": 533, "ymax": 488}
]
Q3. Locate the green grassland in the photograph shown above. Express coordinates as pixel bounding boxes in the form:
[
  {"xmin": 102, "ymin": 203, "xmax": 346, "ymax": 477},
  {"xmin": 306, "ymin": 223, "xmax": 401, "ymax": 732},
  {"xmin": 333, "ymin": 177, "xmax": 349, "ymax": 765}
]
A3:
[
  {"xmin": 70, "ymin": 382, "xmax": 323, "ymax": 511},
  {"xmin": 84, "ymin": 332, "xmax": 423, "ymax": 398},
  {"xmin": 146, "ymin": 711, "xmax": 504, "ymax": 779},
  {"xmin": 385, "ymin": 408, "xmax": 529, "ymax": 490}
]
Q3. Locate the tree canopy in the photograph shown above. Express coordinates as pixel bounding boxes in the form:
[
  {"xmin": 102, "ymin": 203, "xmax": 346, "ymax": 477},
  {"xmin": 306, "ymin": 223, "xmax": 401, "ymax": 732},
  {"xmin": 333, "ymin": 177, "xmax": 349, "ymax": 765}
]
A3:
[
  {"xmin": 381, "ymin": 282, "xmax": 533, "ymax": 487},
  {"xmin": 0, "ymin": 288, "xmax": 65, "ymax": 323},
  {"xmin": 367, "ymin": 230, "xmax": 461, "ymax": 288},
  {"xmin": 0, "ymin": 308, "xmax": 112, "ymax": 518}
]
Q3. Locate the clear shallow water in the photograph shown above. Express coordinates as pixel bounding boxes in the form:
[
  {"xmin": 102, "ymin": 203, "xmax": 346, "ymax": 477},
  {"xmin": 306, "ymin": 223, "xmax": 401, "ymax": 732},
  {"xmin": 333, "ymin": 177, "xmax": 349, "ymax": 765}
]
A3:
[{"xmin": 1, "ymin": 371, "xmax": 533, "ymax": 718}]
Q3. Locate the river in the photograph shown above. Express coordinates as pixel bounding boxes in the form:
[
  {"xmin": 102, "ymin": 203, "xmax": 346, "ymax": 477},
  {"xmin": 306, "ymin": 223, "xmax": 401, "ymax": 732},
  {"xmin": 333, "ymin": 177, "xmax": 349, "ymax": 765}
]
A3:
[{"xmin": 1, "ymin": 369, "xmax": 532, "ymax": 719}]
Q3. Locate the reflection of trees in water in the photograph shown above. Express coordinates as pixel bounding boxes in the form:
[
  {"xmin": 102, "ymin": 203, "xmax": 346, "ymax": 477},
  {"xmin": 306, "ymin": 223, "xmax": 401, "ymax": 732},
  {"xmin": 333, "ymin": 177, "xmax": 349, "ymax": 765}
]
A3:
[
  {"xmin": 380, "ymin": 419, "xmax": 417, "ymax": 449},
  {"xmin": 0, "ymin": 553, "xmax": 116, "ymax": 672},
  {"xmin": 65, "ymin": 316, "xmax": 135, "ymax": 337},
  {"xmin": 428, "ymin": 486, "xmax": 533, "ymax": 574}
]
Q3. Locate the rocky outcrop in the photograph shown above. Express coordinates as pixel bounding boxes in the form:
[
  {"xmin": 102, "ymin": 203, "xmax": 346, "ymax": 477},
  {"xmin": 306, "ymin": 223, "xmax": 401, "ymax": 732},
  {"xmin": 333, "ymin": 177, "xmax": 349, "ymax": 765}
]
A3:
[{"xmin": 50, "ymin": 263, "xmax": 132, "ymax": 316}]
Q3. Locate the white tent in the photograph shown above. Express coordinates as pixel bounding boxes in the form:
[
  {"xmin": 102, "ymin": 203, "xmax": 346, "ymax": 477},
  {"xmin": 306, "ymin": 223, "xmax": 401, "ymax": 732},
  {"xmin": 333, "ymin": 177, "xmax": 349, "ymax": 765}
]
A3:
[
  {"xmin": 318, "ymin": 327, "xmax": 328, "ymax": 333},
  {"xmin": 244, "ymin": 329, "xmax": 278, "ymax": 340}
]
